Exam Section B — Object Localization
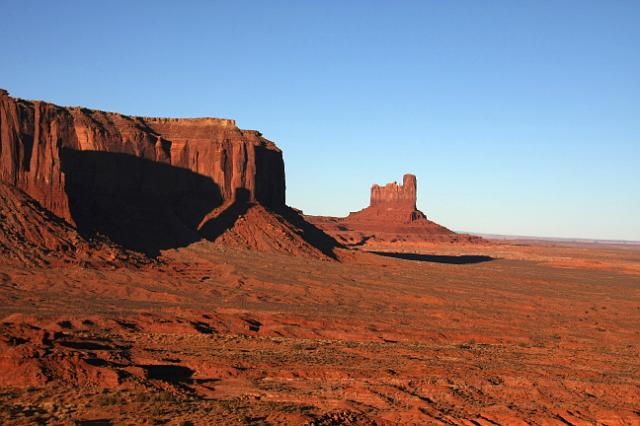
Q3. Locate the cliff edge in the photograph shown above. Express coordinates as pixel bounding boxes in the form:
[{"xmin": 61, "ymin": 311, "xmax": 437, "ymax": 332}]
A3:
[{"xmin": 0, "ymin": 89, "xmax": 338, "ymax": 259}]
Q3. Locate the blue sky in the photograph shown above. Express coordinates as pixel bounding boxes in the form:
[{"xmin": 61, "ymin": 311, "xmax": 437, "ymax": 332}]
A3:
[{"xmin": 1, "ymin": 1, "xmax": 639, "ymax": 240}]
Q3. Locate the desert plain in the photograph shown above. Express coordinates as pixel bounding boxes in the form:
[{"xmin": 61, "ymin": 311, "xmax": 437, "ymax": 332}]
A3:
[
  {"xmin": 1, "ymin": 238, "xmax": 639, "ymax": 425},
  {"xmin": 0, "ymin": 90, "xmax": 639, "ymax": 425}
]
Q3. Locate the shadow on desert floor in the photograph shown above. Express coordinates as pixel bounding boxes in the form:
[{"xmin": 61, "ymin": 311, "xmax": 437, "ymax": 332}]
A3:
[{"xmin": 371, "ymin": 251, "xmax": 494, "ymax": 264}]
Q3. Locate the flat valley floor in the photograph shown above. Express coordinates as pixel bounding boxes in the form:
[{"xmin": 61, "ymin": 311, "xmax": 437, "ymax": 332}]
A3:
[{"xmin": 0, "ymin": 241, "xmax": 639, "ymax": 425}]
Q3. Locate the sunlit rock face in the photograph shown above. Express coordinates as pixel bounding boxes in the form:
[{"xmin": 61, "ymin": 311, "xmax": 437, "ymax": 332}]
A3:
[
  {"xmin": 349, "ymin": 174, "xmax": 427, "ymax": 223},
  {"xmin": 0, "ymin": 89, "xmax": 321, "ymax": 257},
  {"xmin": 0, "ymin": 89, "xmax": 286, "ymax": 224}
]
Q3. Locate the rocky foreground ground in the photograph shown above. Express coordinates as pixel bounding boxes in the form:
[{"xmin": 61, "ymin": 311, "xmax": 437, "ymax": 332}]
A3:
[{"xmin": 1, "ymin": 240, "xmax": 638, "ymax": 425}]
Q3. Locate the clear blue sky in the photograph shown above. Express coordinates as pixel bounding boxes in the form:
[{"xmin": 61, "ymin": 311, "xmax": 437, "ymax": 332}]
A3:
[{"xmin": 1, "ymin": 1, "xmax": 639, "ymax": 240}]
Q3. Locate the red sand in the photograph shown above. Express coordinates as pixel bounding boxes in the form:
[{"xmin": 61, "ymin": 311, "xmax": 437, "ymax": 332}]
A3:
[{"xmin": 1, "ymin": 240, "xmax": 639, "ymax": 424}]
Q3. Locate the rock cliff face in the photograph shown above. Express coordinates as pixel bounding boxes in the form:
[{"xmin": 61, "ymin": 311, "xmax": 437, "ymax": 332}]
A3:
[
  {"xmin": 348, "ymin": 174, "xmax": 427, "ymax": 223},
  {"xmin": 0, "ymin": 89, "xmax": 337, "ymax": 258},
  {"xmin": 0, "ymin": 89, "xmax": 284, "ymax": 224},
  {"xmin": 370, "ymin": 174, "xmax": 417, "ymax": 211}
]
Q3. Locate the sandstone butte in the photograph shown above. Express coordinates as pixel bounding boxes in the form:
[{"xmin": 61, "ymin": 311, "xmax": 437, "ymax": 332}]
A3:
[
  {"xmin": 0, "ymin": 89, "xmax": 337, "ymax": 259},
  {"xmin": 350, "ymin": 173, "xmax": 427, "ymax": 223},
  {"xmin": 307, "ymin": 173, "xmax": 482, "ymax": 246}
]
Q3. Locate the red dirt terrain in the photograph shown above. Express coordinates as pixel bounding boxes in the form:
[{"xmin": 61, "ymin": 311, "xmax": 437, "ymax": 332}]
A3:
[
  {"xmin": 1, "ymin": 242, "xmax": 639, "ymax": 424},
  {"xmin": 1, "ymin": 90, "xmax": 639, "ymax": 424}
]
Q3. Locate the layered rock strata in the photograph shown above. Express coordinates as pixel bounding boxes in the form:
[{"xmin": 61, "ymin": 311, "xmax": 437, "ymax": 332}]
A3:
[
  {"xmin": 349, "ymin": 174, "xmax": 427, "ymax": 223},
  {"xmin": 0, "ymin": 89, "xmax": 337, "ymax": 258},
  {"xmin": 0, "ymin": 89, "xmax": 284, "ymax": 222},
  {"xmin": 371, "ymin": 173, "xmax": 417, "ymax": 210}
]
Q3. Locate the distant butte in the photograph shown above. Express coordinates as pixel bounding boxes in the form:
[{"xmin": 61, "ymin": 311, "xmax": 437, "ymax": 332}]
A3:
[
  {"xmin": 306, "ymin": 174, "xmax": 483, "ymax": 247},
  {"xmin": 348, "ymin": 173, "xmax": 427, "ymax": 223}
]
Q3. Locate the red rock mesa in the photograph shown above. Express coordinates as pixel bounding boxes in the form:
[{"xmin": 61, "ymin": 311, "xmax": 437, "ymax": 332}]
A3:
[
  {"xmin": 0, "ymin": 89, "xmax": 283, "ymax": 219},
  {"xmin": 0, "ymin": 89, "xmax": 337, "ymax": 258}
]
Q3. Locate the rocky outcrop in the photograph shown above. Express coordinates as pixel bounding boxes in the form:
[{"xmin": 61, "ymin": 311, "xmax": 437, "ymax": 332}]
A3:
[
  {"xmin": 370, "ymin": 174, "xmax": 417, "ymax": 210},
  {"xmin": 0, "ymin": 89, "xmax": 337, "ymax": 258},
  {"xmin": 0, "ymin": 89, "xmax": 284, "ymax": 224},
  {"xmin": 198, "ymin": 203, "xmax": 342, "ymax": 259},
  {"xmin": 348, "ymin": 174, "xmax": 427, "ymax": 223},
  {"xmin": 306, "ymin": 174, "xmax": 483, "ymax": 247}
]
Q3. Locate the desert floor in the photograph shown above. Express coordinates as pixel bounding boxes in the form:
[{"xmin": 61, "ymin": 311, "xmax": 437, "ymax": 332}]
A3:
[{"xmin": 1, "ymin": 240, "xmax": 639, "ymax": 425}]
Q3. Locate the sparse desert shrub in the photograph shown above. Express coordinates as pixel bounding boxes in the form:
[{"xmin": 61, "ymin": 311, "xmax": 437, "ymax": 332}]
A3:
[
  {"xmin": 95, "ymin": 392, "xmax": 122, "ymax": 406},
  {"xmin": 134, "ymin": 390, "xmax": 176, "ymax": 403}
]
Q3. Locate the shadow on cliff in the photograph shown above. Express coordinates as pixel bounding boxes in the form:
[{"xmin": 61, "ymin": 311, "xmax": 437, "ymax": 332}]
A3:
[
  {"xmin": 61, "ymin": 149, "xmax": 223, "ymax": 256},
  {"xmin": 198, "ymin": 189, "xmax": 251, "ymax": 242},
  {"xmin": 276, "ymin": 206, "xmax": 342, "ymax": 259},
  {"xmin": 61, "ymin": 150, "xmax": 341, "ymax": 259},
  {"xmin": 198, "ymin": 189, "xmax": 341, "ymax": 260},
  {"xmin": 371, "ymin": 252, "xmax": 494, "ymax": 264}
]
